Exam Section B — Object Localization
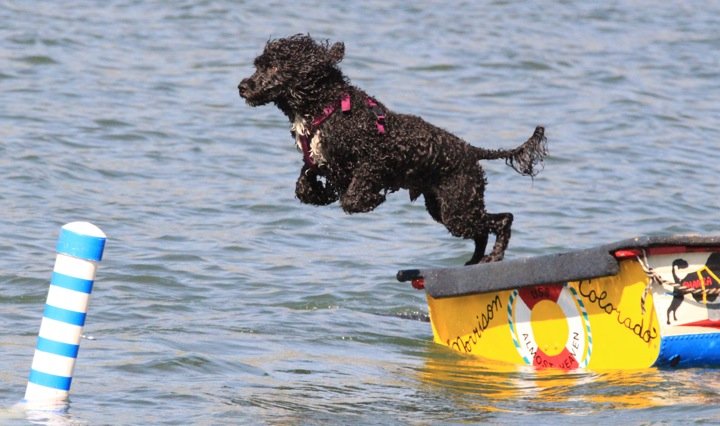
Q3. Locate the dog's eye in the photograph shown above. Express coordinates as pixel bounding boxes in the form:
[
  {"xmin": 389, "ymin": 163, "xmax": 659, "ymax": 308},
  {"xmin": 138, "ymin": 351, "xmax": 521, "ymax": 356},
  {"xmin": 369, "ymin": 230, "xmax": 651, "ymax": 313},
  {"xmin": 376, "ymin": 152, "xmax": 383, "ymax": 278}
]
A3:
[
  {"xmin": 255, "ymin": 59, "xmax": 278, "ymax": 74},
  {"xmin": 254, "ymin": 57, "xmax": 271, "ymax": 69}
]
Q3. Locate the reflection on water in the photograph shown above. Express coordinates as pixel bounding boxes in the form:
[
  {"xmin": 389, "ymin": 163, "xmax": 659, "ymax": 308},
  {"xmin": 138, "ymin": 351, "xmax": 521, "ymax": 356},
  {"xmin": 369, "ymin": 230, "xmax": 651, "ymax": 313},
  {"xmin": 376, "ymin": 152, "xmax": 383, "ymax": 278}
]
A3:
[
  {"xmin": 3, "ymin": 402, "xmax": 87, "ymax": 426},
  {"xmin": 419, "ymin": 349, "xmax": 720, "ymax": 418}
]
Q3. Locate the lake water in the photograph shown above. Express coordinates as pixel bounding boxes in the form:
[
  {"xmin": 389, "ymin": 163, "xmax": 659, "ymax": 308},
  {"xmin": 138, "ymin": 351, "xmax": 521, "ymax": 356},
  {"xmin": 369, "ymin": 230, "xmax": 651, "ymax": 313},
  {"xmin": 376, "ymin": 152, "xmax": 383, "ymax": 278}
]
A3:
[{"xmin": 2, "ymin": 1, "xmax": 720, "ymax": 424}]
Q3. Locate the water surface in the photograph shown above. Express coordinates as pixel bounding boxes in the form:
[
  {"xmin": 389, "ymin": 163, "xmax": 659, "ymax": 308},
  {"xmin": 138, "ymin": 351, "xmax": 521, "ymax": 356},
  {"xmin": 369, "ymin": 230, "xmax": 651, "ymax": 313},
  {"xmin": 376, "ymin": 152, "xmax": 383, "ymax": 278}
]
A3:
[{"xmin": 1, "ymin": 1, "xmax": 720, "ymax": 424}]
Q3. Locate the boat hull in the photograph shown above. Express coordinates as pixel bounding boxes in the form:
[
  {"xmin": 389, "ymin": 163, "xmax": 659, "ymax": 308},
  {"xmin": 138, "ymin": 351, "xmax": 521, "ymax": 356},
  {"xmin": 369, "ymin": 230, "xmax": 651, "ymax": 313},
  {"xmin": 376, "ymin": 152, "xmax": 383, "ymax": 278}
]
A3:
[{"xmin": 399, "ymin": 236, "xmax": 720, "ymax": 369}]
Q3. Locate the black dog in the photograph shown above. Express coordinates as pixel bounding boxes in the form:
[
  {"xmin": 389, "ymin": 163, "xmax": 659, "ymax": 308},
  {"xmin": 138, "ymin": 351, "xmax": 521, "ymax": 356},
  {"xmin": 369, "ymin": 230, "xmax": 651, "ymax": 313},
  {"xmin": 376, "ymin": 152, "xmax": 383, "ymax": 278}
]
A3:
[{"xmin": 238, "ymin": 34, "xmax": 547, "ymax": 264}]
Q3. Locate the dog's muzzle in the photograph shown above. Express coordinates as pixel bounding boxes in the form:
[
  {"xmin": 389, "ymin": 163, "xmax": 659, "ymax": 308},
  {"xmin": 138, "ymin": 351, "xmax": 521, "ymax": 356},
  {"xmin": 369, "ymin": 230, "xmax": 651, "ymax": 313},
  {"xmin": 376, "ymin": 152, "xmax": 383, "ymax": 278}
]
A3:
[{"xmin": 238, "ymin": 79, "xmax": 253, "ymax": 98}]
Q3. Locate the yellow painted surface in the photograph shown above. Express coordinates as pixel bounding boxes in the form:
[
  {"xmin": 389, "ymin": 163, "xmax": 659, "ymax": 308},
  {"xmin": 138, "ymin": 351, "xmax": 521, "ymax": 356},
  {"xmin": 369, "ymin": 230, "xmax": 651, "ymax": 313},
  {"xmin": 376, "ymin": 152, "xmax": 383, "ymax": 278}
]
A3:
[
  {"xmin": 426, "ymin": 260, "xmax": 662, "ymax": 370},
  {"xmin": 531, "ymin": 300, "xmax": 568, "ymax": 356}
]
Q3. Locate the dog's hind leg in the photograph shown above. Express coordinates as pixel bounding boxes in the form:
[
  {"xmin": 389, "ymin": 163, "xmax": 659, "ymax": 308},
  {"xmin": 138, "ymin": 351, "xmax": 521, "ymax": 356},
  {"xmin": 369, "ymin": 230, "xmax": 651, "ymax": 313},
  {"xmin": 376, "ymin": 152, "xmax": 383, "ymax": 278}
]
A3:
[
  {"xmin": 422, "ymin": 192, "xmax": 443, "ymax": 223},
  {"xmin": 466, "ymin": 233, "xmax": 489, "ymax": 265},
  {"xmin": 427, "ymin": 172, "xmax": 498, "ymax": 265},
  {"xmin": 424, "ymin": 190, "xmax": 488, "ymax": 265},
  {"xmin": 478, "ymin": 212, "xmax": 513, "ymax": 263}
]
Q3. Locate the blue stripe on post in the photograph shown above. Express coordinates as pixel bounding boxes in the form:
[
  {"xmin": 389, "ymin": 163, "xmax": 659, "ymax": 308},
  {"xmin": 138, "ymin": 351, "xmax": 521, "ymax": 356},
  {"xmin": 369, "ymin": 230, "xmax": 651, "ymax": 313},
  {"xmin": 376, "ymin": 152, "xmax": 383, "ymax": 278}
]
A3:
[
  {"xmin": 36, "ymin": 336, "xmax": 80, "ymax": 358},
  {"xmin": 56, "ymin": 227, "xmax": 106, "ymax": 261},
  {"xmin": 51, "ymin": 272, "xmax": 94, "ymax": 294},
  {"xmin": 28, "ymin": 369, "xmax": 72, "ymax": 391},
  {"xmin": 43, "ymin": 305, "xmax": 86, "ymax": 326}
]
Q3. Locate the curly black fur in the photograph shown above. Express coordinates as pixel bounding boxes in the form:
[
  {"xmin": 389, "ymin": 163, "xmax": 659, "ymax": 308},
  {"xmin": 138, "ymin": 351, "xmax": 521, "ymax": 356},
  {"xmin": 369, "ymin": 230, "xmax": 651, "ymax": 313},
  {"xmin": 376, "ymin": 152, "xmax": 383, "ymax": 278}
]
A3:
[{"xmin": 238, "ymin": 34, "xmax": 548, "ymax": 264}]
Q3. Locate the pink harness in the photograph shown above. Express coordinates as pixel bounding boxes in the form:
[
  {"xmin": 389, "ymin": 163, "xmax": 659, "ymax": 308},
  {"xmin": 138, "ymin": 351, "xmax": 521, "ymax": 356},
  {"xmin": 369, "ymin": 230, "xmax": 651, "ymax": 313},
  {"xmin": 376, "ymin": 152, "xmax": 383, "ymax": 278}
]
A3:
[{"xmin": 298, "ymin": 93, "xmax": 385, "ymax": 168}]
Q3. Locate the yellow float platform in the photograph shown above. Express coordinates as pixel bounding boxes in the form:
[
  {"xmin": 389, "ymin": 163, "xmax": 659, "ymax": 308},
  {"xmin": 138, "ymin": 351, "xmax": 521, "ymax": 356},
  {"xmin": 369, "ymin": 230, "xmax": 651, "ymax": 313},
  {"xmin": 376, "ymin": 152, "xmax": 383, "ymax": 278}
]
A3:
[{"xmin": 397, "ymin": 236, "xmax": 720, "ymax": 369}]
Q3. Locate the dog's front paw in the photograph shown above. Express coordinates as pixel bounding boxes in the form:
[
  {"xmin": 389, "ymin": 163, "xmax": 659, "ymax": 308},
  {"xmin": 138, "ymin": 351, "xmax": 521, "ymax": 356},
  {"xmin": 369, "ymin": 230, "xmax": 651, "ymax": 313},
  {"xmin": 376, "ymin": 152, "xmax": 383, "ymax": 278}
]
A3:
[
  {"xmin": 296, "ymin": 170, "xmax": 338, "ymax": 205},
  {"xmin": 340, "ymin": 191, "xmax": 385, "ymax": 213}
]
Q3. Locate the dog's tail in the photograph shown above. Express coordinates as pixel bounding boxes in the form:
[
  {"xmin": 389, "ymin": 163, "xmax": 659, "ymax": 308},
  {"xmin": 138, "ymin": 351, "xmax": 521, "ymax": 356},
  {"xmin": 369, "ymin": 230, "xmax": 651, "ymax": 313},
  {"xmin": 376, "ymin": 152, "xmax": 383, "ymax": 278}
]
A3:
[
  {"xmin": 506, "ymin": 126, "xmax": 548, "ymax": 177},
  {"xmin": 473, "ymin": 126, "xmax": 548, "ymax": 178}
]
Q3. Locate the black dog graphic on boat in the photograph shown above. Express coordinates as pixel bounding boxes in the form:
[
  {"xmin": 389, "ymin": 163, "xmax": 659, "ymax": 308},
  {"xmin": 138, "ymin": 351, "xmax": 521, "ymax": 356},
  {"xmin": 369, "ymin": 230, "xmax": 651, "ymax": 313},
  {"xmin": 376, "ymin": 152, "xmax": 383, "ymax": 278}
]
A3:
[{"xmin": 666, "ymin": 253, "xmax": 720, "ymax": 325}]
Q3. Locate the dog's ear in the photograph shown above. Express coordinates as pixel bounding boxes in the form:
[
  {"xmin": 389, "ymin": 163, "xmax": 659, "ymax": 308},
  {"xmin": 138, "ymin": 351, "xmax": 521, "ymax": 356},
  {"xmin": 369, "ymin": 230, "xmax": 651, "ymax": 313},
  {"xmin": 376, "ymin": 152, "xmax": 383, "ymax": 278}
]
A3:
[{"xmin": 328, "ymin": 42, "xmax": 345, "ymax": 64}]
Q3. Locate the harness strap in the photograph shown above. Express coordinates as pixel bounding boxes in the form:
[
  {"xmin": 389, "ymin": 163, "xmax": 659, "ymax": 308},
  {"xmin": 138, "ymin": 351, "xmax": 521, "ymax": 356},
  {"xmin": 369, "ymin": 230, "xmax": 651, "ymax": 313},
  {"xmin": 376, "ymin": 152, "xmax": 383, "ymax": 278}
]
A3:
[
  {"xmin": 365, "ymin": 97, "xmax": 386, "ymax": 134},
  {"xmin": 302, "ymin": 95, "xmax": 348, "ymax": 168},
  {"xmin": 300, "ymin": 93, "xmax": 386, "ymax": 169},
  {"xmin": 298, "ymin": 134, "xmax": 314, "ymax": 168}
]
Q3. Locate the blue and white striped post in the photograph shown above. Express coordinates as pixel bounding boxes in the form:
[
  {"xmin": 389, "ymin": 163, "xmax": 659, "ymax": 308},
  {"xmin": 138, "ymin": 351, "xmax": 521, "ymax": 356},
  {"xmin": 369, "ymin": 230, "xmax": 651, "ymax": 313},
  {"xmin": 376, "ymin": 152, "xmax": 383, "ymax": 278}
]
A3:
[{"xmin": 24, "ymin": 222, "xmax": 106, "ymax": 404}]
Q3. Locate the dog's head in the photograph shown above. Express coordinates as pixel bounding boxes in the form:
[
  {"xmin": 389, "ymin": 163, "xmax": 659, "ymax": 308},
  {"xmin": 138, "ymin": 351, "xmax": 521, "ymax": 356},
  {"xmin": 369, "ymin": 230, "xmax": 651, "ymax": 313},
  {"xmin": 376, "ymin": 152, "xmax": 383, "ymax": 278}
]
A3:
[{"xmin": 238, "ymin": 34, "xmax": 345, "ymax": 108}]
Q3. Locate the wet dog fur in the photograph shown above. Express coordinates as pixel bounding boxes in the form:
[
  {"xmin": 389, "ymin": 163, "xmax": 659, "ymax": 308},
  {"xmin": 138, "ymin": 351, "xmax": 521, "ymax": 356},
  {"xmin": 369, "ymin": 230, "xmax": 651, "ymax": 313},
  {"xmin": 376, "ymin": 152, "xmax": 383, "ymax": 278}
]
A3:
[{"xmin": 238, "ymin": 34, "xmax": 547, "ymax": 264}]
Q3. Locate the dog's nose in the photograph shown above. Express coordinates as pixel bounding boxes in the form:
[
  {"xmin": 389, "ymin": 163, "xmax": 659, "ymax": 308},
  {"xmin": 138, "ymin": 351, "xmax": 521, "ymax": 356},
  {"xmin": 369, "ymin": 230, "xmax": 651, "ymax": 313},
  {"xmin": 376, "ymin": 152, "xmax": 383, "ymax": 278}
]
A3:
[{"xmin": 238, "ymin": 79, "xmax": 253, "ymax": 97}]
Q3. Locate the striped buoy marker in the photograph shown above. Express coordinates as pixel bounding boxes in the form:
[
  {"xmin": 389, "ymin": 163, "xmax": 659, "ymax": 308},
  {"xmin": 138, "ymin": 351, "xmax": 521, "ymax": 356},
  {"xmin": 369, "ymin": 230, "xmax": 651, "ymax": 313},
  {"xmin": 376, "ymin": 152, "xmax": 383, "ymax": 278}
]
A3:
[{"xmin": 24, "ymin": 222, "xmax": 106, "ymax": 404}]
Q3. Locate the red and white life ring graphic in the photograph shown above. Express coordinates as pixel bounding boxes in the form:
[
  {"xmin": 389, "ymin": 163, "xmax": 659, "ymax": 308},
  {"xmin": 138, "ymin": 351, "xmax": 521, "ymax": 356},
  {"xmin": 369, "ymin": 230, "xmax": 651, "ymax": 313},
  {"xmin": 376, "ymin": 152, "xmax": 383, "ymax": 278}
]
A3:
[{"xmin": 508, "ymin": 283, "xmax": 591, "ymax": 369}]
